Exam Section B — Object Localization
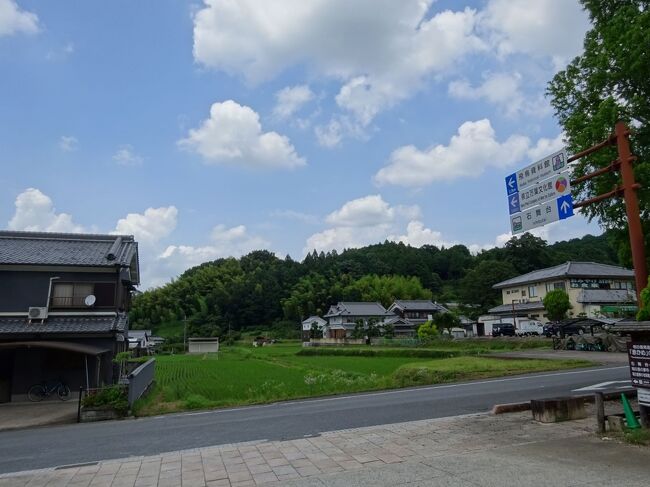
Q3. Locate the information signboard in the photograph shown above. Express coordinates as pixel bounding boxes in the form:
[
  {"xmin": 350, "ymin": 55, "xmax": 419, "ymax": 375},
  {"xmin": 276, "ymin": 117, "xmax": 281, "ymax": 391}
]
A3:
[
  {"xmin": 505, "ymin": 149, "xmax": 567, "ymax": 192},
  {"xmin": 628, "ymin": 342, "xmax": 650, "ymax": 388},
  {"xmin": 510, "ymin": 194, "xmax": 574, "ymax": 234}
]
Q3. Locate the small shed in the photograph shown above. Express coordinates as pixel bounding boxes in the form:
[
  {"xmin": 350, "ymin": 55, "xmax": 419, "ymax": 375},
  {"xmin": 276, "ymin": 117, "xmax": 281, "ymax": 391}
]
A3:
[{"xmin": 188, "ymin": 337, "xmax": 219, "ymax": 354}]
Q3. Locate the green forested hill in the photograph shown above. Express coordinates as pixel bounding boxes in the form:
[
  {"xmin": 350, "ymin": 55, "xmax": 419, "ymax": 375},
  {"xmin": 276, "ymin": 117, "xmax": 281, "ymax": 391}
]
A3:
[{"xmin": 130, "ymin": 232, "xmax": 620, "ymax": 339}]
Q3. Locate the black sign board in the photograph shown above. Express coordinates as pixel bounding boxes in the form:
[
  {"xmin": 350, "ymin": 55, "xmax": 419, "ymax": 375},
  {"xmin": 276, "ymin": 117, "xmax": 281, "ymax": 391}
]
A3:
[{"xmin": 628, "ymin": 342, "xmax": 650, "ymax": 388}]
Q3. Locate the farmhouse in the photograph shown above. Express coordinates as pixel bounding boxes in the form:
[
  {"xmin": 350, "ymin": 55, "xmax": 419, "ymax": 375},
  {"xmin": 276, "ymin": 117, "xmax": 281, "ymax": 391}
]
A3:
[
  {"xmin": 0, "ymin": 231, "xmax": 139, "ymax": 403},
  {"xmin": 301, "ymin": 315, "xmax": 327, "ymax": 341},
  {"xmin": 323, "ymin": 302, "xmax": 394, "ymax": 338},
  {"xmin": 489, "ymin": 261, "xmax": 636, "ymax": 320}
]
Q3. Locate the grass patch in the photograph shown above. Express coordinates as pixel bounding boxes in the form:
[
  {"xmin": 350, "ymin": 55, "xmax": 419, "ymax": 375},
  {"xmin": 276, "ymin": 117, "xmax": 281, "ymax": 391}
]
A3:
[
  {"xmin": 133, "ymin": 342, "xmax": 592, "ymax": 416},
  {"xmin": 392, "ymin": 357, "xmax": 592, "ymax": 387},
  {"xmin": 623, "ymin": 428, "xmax": 650, "ymax": 446},
  {"xmin": 296, "ymin": 348, "xmax": 464, "ymax": 358}
]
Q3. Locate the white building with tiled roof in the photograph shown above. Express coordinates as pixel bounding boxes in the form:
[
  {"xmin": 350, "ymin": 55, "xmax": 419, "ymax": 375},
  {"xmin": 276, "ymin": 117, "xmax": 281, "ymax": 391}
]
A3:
[{"xmin": 490, "ymin": 261, "xmax": 636, "ymax": 320}]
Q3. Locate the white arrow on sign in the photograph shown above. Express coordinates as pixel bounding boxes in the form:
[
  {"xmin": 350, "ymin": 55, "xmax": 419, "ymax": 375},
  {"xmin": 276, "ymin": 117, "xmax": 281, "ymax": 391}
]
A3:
[
  {"xmin": 560, "ymin": 200, "xmax": 571, "ymax": 213},
  {"xmin": 572, "ymin": 380, "xmax": 631, "ymax": 392},
  {"xmin": 508, "ymin": 178, "xmax": 516, "ymax": 190}
]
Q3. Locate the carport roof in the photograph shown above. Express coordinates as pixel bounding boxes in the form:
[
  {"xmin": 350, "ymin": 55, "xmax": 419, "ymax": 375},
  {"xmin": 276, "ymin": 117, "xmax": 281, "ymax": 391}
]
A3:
[{"xmin": 0, "ymin": 314, "xmax": 127, "ymax": 335}]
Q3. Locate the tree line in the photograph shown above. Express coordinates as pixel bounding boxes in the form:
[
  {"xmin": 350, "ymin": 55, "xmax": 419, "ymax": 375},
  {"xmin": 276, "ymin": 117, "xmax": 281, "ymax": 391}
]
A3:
[{"xmin": 130, "ymin": 233, "xmax": 620, "ymax": 339}]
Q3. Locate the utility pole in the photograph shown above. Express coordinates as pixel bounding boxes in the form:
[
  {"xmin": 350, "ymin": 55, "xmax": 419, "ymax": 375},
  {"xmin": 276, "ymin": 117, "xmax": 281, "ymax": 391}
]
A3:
[
  {"xmin": 183, "ymin": 313, "xmax": 187, "ymax": 353},
  {"xmin": 615, "ymin": 121, "xmax": 648, "ymax": 301}
]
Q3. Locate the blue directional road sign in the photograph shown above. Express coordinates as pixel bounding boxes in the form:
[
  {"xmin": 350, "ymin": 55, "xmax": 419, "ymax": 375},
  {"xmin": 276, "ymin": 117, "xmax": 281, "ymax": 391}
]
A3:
[
  {"xmin": 556, "ymin": 194, "xmax": 574, "ymax": 220},
  {"xmin": 505, "ymin": 173, "xmax": 518, "ymax": 196},
  {"xmin": 508, "ymin": 193, "xmax": 520, "ymax": 215}
]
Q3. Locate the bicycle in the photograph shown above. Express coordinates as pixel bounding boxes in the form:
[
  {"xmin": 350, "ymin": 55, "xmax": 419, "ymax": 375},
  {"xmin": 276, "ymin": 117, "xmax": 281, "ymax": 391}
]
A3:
[{"xmin": 27, "ymin": 380, "xmax": 71, "ymax": 402}]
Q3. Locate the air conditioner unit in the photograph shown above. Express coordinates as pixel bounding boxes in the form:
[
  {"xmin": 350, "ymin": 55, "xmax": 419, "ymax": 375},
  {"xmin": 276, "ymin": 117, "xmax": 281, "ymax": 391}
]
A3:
[{"xmin": 28, "ymin": 307, "xmax": 48, "ymax": 320}]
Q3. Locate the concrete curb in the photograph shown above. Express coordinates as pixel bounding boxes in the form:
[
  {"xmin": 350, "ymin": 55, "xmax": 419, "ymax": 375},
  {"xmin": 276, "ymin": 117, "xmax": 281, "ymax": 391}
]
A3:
[
  {"xmin": 492, "ymin": 390, "xmax": 638, "ymax": 415},
  {"xmin": 491, "ymin": 402, "xmax": 531, "ymax": 414}
]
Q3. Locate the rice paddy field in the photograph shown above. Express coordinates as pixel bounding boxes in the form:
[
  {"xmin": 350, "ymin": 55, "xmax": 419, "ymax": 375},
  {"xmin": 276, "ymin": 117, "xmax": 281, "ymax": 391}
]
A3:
[{"xmin": 133, "ymin": 341, "xmax": 593, "ymax": 416}]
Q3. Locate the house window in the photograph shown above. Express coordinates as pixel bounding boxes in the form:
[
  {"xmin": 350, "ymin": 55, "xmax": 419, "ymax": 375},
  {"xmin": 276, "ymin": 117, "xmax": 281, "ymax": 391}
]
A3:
[
  {"xmin": 521, "ymin": 289, "xmax": 527, "ymax": 297},
  {"xmin": 51, "ymin": 282, "xmax": 116, "ymax": 308},
  {"xmin": 547, "ymin": 281, "xmax": 565, "ymax": 292},
  {"xmin": 528, "ymin": 285, "xmax": 537, "ymax": 298}
]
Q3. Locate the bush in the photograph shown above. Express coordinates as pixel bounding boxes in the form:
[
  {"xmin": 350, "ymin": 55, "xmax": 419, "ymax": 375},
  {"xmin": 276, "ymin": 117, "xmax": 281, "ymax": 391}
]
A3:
[
  {"xmin": 82, "ymin": 386, "xmax": 129, "ymax": 416},
  {"xmin": 296, "ymin": 348, "xmax": 463, "ymax": 359},
  {"xmin": 417, "ymin": 321, "xmax": 438, "ymax": 341}
]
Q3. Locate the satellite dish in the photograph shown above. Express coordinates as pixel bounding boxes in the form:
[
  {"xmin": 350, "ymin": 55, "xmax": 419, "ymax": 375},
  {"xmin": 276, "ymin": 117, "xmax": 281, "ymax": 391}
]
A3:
[{"xmin": 84, "ymin": 295, "xmax": 96, "ymax": 307}]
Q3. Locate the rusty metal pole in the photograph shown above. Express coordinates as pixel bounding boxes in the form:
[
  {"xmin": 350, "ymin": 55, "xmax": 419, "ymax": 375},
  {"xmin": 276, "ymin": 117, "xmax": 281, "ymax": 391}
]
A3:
[{"xmin": 615, "ymin": 121, "xmax": 648, "ymax": 303}]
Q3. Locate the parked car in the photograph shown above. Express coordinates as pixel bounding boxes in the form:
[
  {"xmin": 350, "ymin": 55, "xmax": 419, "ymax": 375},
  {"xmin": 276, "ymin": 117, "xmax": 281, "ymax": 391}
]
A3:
[
  {"xmin": 516, "ymin": 320, "xmax": 544, "ymax": 336},
  {"xmin": 492, "ymin": 323, "xmax": 516, "ymax": 337},
  {"xmin": 543, "ymin": 322, "xmax": 587, "ymax": 337}
]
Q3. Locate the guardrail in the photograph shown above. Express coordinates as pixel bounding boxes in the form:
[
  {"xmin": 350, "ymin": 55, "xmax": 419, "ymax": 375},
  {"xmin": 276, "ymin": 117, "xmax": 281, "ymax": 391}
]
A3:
[{"xmin": 126, "ymin": 358, "xmax": 155, "ymax": 406}]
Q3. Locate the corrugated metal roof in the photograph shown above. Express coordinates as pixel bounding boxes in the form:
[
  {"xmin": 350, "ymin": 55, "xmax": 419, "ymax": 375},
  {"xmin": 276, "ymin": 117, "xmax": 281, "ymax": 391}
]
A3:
[
  {"xmin": 493, "ymin": 262, "xmax": 634, "ymax": 289},
  {"xmin": 0, "ymin": 314, "xmax": 127, "ymax": 335},
  {"xmin": 0, "ymin": 231, "xmax": 138, "ymax": 269},
  {"xmin": 577, "ymin": 289, "xmax": 637, "ymax": 304}
]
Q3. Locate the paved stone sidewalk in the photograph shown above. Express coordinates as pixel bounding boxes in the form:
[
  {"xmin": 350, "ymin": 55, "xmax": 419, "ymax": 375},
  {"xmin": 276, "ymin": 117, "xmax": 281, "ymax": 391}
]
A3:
[{"xmin": 1, "ymin": 407, "xmax": 647, "ymax": 487}]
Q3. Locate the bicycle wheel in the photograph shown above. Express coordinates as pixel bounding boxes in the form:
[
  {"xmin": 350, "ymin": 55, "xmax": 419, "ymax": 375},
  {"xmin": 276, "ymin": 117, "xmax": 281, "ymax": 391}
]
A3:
[
  {"xmin": 27, "ymin": 384, "xmax": 46, "ymax": 402},
  {"xmin": 57, "ymin": 384, "xmax": 71, "ymax": 401}
]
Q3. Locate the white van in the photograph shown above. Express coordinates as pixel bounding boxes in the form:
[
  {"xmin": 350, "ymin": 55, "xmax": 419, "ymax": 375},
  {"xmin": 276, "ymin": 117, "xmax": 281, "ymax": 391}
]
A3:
[{"xmin": 516, "ymin": 319, "xmax": 544, "ymax": 336}]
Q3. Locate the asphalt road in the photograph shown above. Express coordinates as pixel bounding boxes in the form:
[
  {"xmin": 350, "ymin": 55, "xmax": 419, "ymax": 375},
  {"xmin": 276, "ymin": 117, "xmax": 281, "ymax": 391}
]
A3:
[{"xmin": 0, "ymin": 365, "xmax": 629, "ymax": 474}]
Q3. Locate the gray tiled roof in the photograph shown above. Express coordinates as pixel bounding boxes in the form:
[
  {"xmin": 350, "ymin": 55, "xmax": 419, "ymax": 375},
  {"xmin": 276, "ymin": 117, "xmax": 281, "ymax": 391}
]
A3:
[
  {"xmin": 488, "ymin": 301, "xmax": 545, "ymax": 314},
  {"xmin": 390, "ymin": 300, "xmax": 448, "ymax": 312},
  {"xmin": 324, "ymin": 302, "xmax": 392, "ymax": 318},
  {"xmin": 384, "ymin": 316, "xmax": 414, "ymax": 326},
  {"xmin": 577, "ymin": 289, "xmax": 637, "ymax": 304},
  {"xmin": 0, "ymin": 231, "xmax": 138, "ymax": 268},
  {"xmin": 0, "ymin": 314, "xmax": 127, "ymax": 335},
  {"xmin": 493, "ymin": 262, "xmax": 634, "ymax": 289}
]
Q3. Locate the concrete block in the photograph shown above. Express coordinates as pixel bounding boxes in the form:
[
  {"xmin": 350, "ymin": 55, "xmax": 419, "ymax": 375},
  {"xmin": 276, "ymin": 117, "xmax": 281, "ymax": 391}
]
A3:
[
  {"xmin": 531, "ymin": 397, "xmax": 587, "ymax": 423},
  {"xmin": 607, "ymin": 415, "xmax": 625, "ymax": 432}
]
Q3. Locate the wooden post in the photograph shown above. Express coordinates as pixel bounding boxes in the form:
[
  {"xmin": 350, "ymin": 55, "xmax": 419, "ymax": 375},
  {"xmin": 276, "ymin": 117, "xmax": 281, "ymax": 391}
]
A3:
[
  {"xmin": 595, "ymin": 392, "xmax": 605, "ymax": 434},
  {"xmin": 615, "ymin": 121, "xmax": 648, "ymax": 303}
]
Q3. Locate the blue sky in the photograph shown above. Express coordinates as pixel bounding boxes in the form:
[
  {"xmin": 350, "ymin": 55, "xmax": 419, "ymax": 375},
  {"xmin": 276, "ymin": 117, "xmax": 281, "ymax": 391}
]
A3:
[{"xmin": 0, "ymin": 0, "xmax": 601, "ymax": 287}]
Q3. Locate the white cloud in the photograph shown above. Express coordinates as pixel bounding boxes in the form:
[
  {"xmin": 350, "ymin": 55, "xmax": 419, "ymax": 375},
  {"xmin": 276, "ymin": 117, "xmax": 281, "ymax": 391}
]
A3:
[
  {"xmin": 273, "ymin": 85, "xmax": 314, "ymax": 119},
  {"xmin": 7, "ymin": 188, "xmax": 84, "ymax": 233},
  {"xmin": 179, "ymin": 100, "xmax": 305, "ymax": 169},
  {"xmin": 114, "ymin": 206, "xmax": 178, "ymax": 246},
  {"xmin": 325, "ymin": 194, "xmax": 419, "ymax": 227},
  {"xmin": 389, "ymin": 221, "xmax": 453, "ymax": 249},
  {"xmin": 0, "ymin": 0, "xmax": 39, "ymax": 37},
  {"xmin": 448, "ymin": 72, "xmax": 549, "ymax": 118},
  {"xmin": 480, "ymin": 0, "xmax": 590, "ymax": 68},
  {"xmin": 192, "ymin": 1, "xmax": 484, "ymax": 129},
  {"xmin": 305, "ymin": 195, "xmax": 421, "ymax": 253},
  {"xmin": 59, "ymin": 136, "xmax": 79, "ymax": 152},
  {"xmin": 527, "ymin": 133, "xmax": 565, "ymax": 161},
  {"xmin": 113, "ymin": 145, "xmax": 144, "ymax": 166},
  {"xmin": 375, "ymin": 119, "xmax": 531, "ymax": 187},
  {"xmin": 157, "ymin": 224, "xmax": 269, "ymax": 278}
]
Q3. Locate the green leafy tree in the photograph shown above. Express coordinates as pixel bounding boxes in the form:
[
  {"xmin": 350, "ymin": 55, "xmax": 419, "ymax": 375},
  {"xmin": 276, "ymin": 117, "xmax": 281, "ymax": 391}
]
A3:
[
  {"xmin": 417, "ymin": 321, "xmax": 438, "ymax": 341},
  {"xmin": 309, "ymin": 322, "xmax": 322, "ymax": 339},
  {"xmin": 547, "ymin": 0, "xmax": 650, "ymax": 266},
  {"xmin": 351, "ymin": 319, "xmax": 365, "ymax": 339},
  {"xmin": 435, "ymin": 312, "xmax": 460, "ymax": 335},
  {"xmin": 460, "ymin": 260, "xmax": 518, "ymax": 310},
  {"xmin": 382, "ymin": 323, "xmax": 395, "ymax": 339},
  {"xmin": 543, "ymin": 290, "xmax": 572, "ymax": 321}
]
